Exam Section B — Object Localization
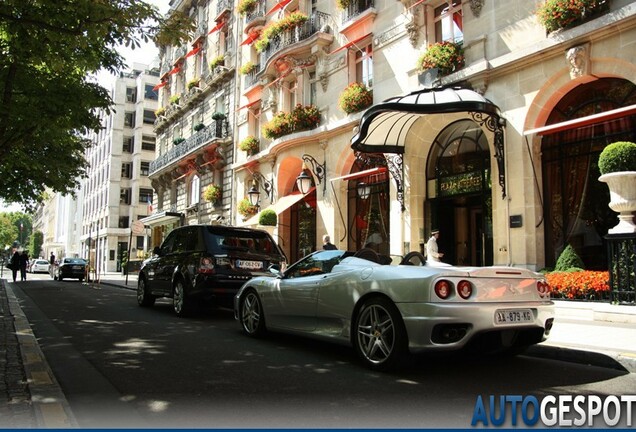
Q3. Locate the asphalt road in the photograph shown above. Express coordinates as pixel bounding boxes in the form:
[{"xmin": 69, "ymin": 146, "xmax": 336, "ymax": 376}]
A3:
[{"xmin": 12, "ymin": 275, "xmax": 636, "ymax": 428}]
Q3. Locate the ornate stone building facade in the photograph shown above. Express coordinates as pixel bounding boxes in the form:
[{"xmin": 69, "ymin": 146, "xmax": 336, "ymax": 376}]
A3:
[{"xmin": 149, "ymin": 0, "xmax": 636, "ymax": 270}]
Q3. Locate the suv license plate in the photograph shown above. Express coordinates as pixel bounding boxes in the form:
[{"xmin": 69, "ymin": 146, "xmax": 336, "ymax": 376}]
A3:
[
  {"xmin": 495, "ymin": 309, "xmax": 533, "ymax": 325},
  {"xmin": 236, "ymin": 260, "xmax": 263, "ymax": 270}
]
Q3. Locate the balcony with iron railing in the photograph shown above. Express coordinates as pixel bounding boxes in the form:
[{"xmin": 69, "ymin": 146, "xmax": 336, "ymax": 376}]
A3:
[
  {"xmin": 244, "ymin": 0, "xmax": 267, "ymax": 32},
  {"xmin": 341, "ymin": 0, "xmax": 374, "ymax": 23},
  {"xmin": 216, "ymin": 0, "xmax": 232, "ymax": 18},
  {"xmin": 149, "ymin": 120, "xmax": 231, "ymax": 176},
  {"xmin": 243, "ymin": 64, "xmax": 261, "ymax": 89},
  {"xmin": 258, "ymin": 11, "xmax": 331, "ymax": 73}
]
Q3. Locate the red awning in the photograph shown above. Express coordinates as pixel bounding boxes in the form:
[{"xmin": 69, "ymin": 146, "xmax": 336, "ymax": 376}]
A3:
[
  {"xmin": 152, "ymin": 81, "xmax": 168, "ymax": 91},
  {"xmin": 266, "ymin": 0, "xmax": 292, "ymax": 16},
  {"xmin": 237, "ymin": 100, "xmax": 261, "ymax": 111},
  {"xmin": 185, "ymin": 46, "xmax": 201, "ymax": 58},
  {"xmin": 208, "ymin": 20, "xmax": 225, "ymax": 35},
  {"xmin": 328, "ymin": 33, "xmax": 372, "ymax": 55},
  {"xmin": 523, "ymin": 104, "xmax": 636, "ymax": 136},
  {"xmin": 240, "ymin": 33, "xmax": 258, "ymax": 46},
  {"xmin": 168, "ymin": 66, "xmax": 182, "ymax": 75},
  {"xmin": 330, "ymin": 167, "xmax": 388, "ymax": 182}
]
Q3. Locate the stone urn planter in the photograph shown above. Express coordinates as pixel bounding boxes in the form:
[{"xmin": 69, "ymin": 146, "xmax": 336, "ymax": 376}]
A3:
[{"xmin": 598, "ymin": 172, "xmax": 636, "ymax": 234}]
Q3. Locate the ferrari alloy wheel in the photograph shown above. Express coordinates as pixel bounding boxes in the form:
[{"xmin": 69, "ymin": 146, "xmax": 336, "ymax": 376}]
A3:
[
  {"xmin": 240, "ymin": 290, "xmax": 266, "ymax": 337},
  {"xmin": 173, "ymin": 280, "xmax": 194, "ymax": 317},
  {"xmin": 354, "ymin": 297, "xmax": 407, "ymax": 371},
  {"xmin": 137, "ymin": 278, "xmax": 156, "ymax": 307}
]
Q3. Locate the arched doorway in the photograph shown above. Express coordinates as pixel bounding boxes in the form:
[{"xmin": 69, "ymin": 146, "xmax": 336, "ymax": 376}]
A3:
[
  {"xmin": 426, "ymin": 119, "xmax": 493, "ymax": 266},
  {"xmin": 542, "ymin": 77, "xmax": 636, "ymax": 269}
]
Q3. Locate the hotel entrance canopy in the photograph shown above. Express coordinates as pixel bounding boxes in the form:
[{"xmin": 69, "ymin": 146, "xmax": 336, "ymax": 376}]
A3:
[{"xmin": 350, "ymin": 86, "xmax": 506, "ymax": 198}]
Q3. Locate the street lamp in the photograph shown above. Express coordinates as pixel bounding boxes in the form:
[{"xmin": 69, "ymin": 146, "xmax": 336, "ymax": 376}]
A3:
[
  {"xmin": 247, "ymin": 182, "xmax": 260, "ymax": 206},
  {"xmin": 296, "ymin": 154, "xmax": 326, "ymax": 194}
]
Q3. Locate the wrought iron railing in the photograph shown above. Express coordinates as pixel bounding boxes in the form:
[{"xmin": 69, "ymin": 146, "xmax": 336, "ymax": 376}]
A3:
[
  {"xmin": 258, "ymin": 11, "xmax": 330, "ymax": 69},
  {"xmin": 342, "ymin": 0, "xmax": 374, "ymax": 23},
  {"xmin": 149, "ymin": 120, "xmax": 230, "ymax": 175},
  {"xmin": 244, "ymin": 65, "xmax": 260, "ymax": 88},
  {"xmin": 217, "ymin": 0, "xmax": 232, "ymax": 16},
  {"xmin": 606, "ymin": 233, "xmax": 636, "ymax": 305},
  {"xmin": 245, "ymin": 0, "xmax": 267, "ymax": 24}
]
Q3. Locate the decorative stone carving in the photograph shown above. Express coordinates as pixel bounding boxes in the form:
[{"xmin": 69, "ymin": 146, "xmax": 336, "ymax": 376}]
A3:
[
  {"xmin": 566, "ymin": 44, "xmax": 590, "ymax": 80},
  {"xmin": 405, "ymin": 20, "xmax": 419, "ymax": 48},
  {"xmin": 470, "ymin": 0, "xmax": 485, "ymax": 17}
]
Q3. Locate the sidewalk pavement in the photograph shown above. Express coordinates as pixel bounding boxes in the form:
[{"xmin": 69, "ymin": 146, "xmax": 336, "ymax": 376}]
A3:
[{"xmin": 1, "ymin": 273, "xmax": 635, "ymax": 428}]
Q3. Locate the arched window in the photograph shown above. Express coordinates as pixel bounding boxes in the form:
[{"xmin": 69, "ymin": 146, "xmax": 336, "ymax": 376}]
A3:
[{"xmin": 541, "ymin": 78, "xmax": 636, "ymax": 269}]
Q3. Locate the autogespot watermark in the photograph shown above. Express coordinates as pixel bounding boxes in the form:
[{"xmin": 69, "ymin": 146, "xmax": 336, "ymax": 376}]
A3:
[{"xmin": 471, "ymin": 395, "xmax": 636, "ymax": 427}]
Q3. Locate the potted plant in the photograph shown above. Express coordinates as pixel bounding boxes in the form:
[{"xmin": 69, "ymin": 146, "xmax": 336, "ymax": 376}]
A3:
[
  {"xmin": 155, "ymin": 106, "xmax": 166, "ymax": 117},
  {"xmin": 172, "ymin": 137, "xmax": 186, "ymax": 145},
  {"xmin": 169, "ymin": 94, "xmax": 181, "ymax": 105},
  {"xmin": 240, "ymin": 61, "xmax": 257, "ymax": 75},
  {"xmin": 210, "ymin": 55, "xmax": 225, "ymax": 69},
  {"xmin": 338, "ymin": 82, "xmax": 373, "ymax": 114},
  {"xmin": 254, "ymin": 12, "xmax": 308, "ymax": 52},
  {"xmin": 238, "ymin": 198, "xmax": 258, "ymax": 219},
  {"xmin": 258, "ymin": 209, "xmax": 277, "ymax": 226},
  {"xmin": 203, "ymin": 184, "xmax": 222, "ymax": 203},
  {"xmin": 291, "ymin": 104, "xmax": 321, "ymax": 131},
  {"xmin": 212, "ymin": 112, "xmax": 226, "ymax": 121},
  {"xmin": 536, "ymin": 0, "xmax": 608, "ymax": 33},
  {"xmin": 416, "ymin": 41, "xmax": 464, "ymax": 76},
  {"xmin": 598, "ymin": 141, "xmax": 636, "ymax": 234},
  {"xmin": 237, "ymin": 0, "xmax": 257, "ymax": 15},
  {"xmin": 239, "ymin": 135, "xmax": 259, "ymax": 155},
  {"xmin": 194, "ymin": 122, "xmax": 206, "ymax": 132},
  {"xmin": 187, "ymin": 78, "xmax": 200, "ymax": 91}
]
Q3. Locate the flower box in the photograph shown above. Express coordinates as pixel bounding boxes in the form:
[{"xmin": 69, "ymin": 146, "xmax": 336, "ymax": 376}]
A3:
[
  {"xmin": 338, "ymin": 82, "xmax": 373, "ymax": 114},
  {"xmin": 417, "ymin": 41, "xmax": 464, "ymax": 76}
]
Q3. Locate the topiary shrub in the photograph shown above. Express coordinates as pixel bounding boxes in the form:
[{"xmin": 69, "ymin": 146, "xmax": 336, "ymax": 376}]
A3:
[
  {"xmin": 258, "ymin": 209, "xmax": 277, "ymax": 226},
  {"xmin": 598, "ymin": 141, "xmax": 636, "ymax": 174},
  {"xmin": 555, "ymin": 244, "xmax": 585, "ymax": 271}
]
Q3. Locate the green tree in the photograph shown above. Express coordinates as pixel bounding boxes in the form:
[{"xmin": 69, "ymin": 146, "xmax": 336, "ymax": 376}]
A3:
[
  {"xmin": 0, "ymin": 0, "xmax": 194, "ymax": 209},
  {"xmin": 29, "ymin": 230, "xmax": 43, "ymax": 258},
  {"xmin": 0, "ymin": 212, "xmax": 18, "ymax": 249}
]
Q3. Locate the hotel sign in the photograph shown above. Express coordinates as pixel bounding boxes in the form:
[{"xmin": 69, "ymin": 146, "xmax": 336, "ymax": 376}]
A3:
[{"xmin": 438, "ymin": 171, "xmax": 485, "ymax": 197}]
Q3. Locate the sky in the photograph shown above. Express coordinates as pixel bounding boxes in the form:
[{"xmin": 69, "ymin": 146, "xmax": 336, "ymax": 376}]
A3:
[{"xmin": 1, "ymin": 1, "xmax": 172, "ymax": 214}]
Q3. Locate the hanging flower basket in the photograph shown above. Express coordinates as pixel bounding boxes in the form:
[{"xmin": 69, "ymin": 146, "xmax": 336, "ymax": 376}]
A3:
[
  {"xmin": 238, "ymin": 198, "xmax": 258, "ymax": 218},
  {"xmin": 238, "ymin": 0, "xmax": 257, "ymax": 15},
  {"xmin": 536, "ymin": 0, "xmax": 608, "ymax": 33},
  {"xmin": 416, "ymin": 41, "xmax": 464, "ymax": 76},
  {"xmin": 239, "ymin": 135, "xmax": 259, "ymax": 154},
  {"xmin": 240, "ymin": 61, "xmax": 257, "ymax": 75},
  {"xmin": 210, "ymin": 55, "xmax": 225, "ymax": 69},
  {"xmin": 338, "ymin": 82, "xmax": 373, "ymax": 114},
  {"xmin": 203, "ymin": 184, "xmax": 222, "ymax": 203}
]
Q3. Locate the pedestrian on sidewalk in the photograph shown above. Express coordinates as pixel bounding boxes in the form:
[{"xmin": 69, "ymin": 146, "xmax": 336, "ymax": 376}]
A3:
[
  {"xmin": 19, "ymin": 251, "xmax": 29, "ymax": 281},
  {"xmin": 9, "ymin": 250, "xmax": 19, "ymax": 282}
]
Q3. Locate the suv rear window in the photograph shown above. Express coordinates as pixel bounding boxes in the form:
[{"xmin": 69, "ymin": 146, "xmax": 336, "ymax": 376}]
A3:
[{"xmin": 204, "ymin": 227, "xmax": 281, "ymax": 258}]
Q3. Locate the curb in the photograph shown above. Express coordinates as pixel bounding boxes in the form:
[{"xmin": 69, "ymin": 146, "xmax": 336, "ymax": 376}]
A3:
[
  {"xmin": 5, "ymin": 284, "xmax": 77, "ymax": 428},
  {"xmin": 525, "ymin": 344, "xmax": 636, "ymax": 373}
]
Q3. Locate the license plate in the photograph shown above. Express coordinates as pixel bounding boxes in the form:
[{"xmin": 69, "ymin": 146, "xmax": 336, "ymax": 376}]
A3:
[
  {"xmin": 72, "ymin": 265, "xmax": 83, "ymax": 270},
  {"xmin": 236, "ymin": 260, "xmax": 263, "ymax": 270},
  {"xmin": 495, "ymin": 309, "xmax": 533, "ymax": 324}
]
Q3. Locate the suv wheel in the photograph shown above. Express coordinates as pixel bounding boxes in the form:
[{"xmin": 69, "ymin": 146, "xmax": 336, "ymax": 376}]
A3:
[
  {"xmin": 173, "ymin": 279, "xmax": 194, "ymax": 317},
  {"xmin": 137, "ymin": 278, "xmax": 156, "ymax": 307}
]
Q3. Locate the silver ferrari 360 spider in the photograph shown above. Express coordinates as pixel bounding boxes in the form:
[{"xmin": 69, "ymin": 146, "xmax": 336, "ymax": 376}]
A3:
[{"xmin": 234, "ymin": 249, "xmax": 554, "ymax": 370}]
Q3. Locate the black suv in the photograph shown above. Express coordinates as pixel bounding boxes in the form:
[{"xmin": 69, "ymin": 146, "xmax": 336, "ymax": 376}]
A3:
[{"xmin": 137, "ymin": 225, "xmax": 286, "ymax": 316}]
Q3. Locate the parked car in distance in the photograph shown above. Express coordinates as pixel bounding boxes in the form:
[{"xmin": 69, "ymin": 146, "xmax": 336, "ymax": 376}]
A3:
[
  {"xmin": 137, "ymin": 225, "xmax": 287, "ymax": 317},
  {"xmin": 29, "ymin": 259, "xmax": 50, "ymax": 273},
  {"xmin": 235, "ymin": 249, "xmax": 555, "ymax": 371},
  {"xmin": 53, "ymin": 258, "xmax": 87, "ymax": 281}
]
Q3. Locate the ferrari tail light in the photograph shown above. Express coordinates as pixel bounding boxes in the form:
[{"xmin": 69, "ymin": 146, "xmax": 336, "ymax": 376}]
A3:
[
  {"xmin": 434, "ymin": 280, "xmax": 452, "ymax": 299},
  {"xmin": 457, "ymin": 280, "xmax": 473, "ymax": 299},
  {"xmin": 199, "ymin": 257, "xmax": 216, "ymax": 274},
  {"xmin": 537, "ymin": 280, "xmax": 550, "ymax": 297}
]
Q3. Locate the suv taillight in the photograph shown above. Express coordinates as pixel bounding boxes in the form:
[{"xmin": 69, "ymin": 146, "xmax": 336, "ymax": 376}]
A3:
[{"xmin": 199, "ymin": 257, "xmax": 216, "ymax": 274}]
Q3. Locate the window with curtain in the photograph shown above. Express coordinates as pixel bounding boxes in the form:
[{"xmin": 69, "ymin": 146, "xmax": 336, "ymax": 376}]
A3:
[
  {"xmin": 355, "ymin": 43, "xmax": 373, "ymax": 88},
  {"xmin": 541, "ymin": 78, "xmax": 636, "ymax": 269},
  {"xmin": 434, "ymin": 1, "xmax": 463, "ymax": 44}
]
